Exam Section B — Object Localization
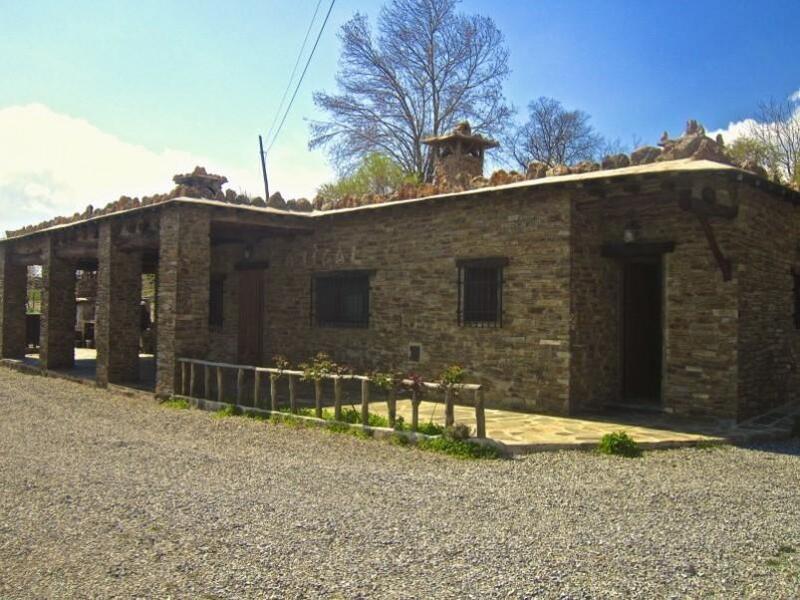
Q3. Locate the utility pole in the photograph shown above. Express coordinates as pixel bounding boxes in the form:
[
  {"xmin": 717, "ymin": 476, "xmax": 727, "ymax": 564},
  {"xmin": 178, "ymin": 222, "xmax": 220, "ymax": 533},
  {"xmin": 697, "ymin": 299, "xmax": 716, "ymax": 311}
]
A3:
[{"xmin": 259, "ymin": 135, "xmax": 270, "ymax": 199}]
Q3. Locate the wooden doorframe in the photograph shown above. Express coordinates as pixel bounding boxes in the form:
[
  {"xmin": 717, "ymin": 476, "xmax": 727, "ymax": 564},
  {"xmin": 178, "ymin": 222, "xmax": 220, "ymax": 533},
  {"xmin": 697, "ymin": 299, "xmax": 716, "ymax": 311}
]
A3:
[
  {"xmin": 618, "ymin": 255, "xmax": 665, "ymax": 406},
  {"xmin": 237, "ymin": 268, "xmax": 265, "ymax": 365}
]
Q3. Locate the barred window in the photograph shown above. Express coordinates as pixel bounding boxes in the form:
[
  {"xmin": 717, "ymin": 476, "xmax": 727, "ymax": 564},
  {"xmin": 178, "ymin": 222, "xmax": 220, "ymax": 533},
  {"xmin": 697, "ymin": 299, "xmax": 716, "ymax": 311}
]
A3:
[
  {"xmin": 313, "ymin": 271, "xmax": 371, "ymax": 328},
  {"xmin": 209, "ymin": 275, "xmax": 225, "ymax": 327},
  {"xmin": 457, "ymin": 257, "xmax": 507, "ymax": 327}
]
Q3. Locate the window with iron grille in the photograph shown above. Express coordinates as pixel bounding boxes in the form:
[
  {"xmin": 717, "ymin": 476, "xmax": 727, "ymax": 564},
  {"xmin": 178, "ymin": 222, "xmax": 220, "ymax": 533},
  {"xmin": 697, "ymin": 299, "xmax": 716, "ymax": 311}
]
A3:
[
  {"xmin": 209, "ymin": 275, "xmax": 225, "ymax": 327},
  {"xmin": 313, "ymin": 271, "xmax": 371, "ymax": 328},
  {"xmin": 457, "ymin": 257, "xmax": 507, "ymax": 327}
]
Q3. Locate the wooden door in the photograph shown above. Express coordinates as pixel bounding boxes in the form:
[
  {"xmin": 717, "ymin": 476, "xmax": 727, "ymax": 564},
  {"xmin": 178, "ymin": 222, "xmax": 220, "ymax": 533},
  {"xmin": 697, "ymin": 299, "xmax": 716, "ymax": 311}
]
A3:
[
  {"xmin": 622, "ymin": 260, "xmax": 662, "ymax": 404},
  {"xmin": 238, "ymin": 269, "xmax": 264, "ymax": 365}
]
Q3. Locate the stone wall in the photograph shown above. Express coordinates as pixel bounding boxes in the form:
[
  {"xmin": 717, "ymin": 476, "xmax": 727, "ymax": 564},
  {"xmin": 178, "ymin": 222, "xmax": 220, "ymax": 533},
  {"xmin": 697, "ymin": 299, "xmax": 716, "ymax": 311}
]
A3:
[
  {"xmin": 736, "ymin": 189, "xmax": 800, "ymax": 419},
  {"xmin": 0, "ymin": 245, "xmax": 27, "ymax": 358},
  {"xmin": 156, "ymin": 206, "xmax": 210, "ymax": 396},
  {"xmin": 40, "ymin": 239, "xmax": 76, "ymax": 370},
  {"xmin": 261, "ymin": 189, "xmax": 573, "ymax": 413},
  {"xmin": 95, "ymin": 221, "xmax": 143, "ymax": 385},
  {"xmin": 569, "ymin": 176, "xmax": 740, "ymax": 420}
]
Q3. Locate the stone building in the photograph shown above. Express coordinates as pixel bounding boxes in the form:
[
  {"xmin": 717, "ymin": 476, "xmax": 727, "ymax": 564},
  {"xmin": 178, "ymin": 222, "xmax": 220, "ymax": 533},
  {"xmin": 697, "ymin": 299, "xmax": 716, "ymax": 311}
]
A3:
[{"xmin": 1, "ymin": 125, "xmax": 798, "ymax": 423}]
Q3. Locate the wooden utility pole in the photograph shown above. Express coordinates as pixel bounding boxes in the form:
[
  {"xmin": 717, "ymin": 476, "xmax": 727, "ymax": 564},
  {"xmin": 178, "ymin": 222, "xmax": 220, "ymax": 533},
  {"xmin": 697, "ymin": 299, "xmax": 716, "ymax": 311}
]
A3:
[{"xmin": 259, "ymin": 135, "xmax": 270, "ymax": 199}]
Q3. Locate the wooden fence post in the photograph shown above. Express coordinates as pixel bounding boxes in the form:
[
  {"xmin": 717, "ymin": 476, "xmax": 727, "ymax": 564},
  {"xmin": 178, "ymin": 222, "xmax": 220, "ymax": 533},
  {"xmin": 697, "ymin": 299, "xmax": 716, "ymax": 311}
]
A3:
[
  {"xmin": 180, "ymin": 362, "xmax": 187, "ymax": 396},
  {"xmin": 387, "ymin": 387, "xmax": 397, "ymax": 428},
  {"xmin": 314, "ymin": 379, "xmax": 323, "ymax": 418},
  {"xmin": 474, "ymin": 388, "xmax": 486, "ymax": 439},
  {"xmin": 216, "ymin": 366, "xmax": 224, "ymax": 403},
  {"xmin": 236, "ymin": 368, "xmax": 245, "ymax": 405},
  {"xmin": 289, "ymin": 375, "xmax": 297, "ymax": 414},
  {"xmin": 254, "ymin": 371, "xmax": 261, "ymax": 409},
  {"xmin": 361, "ymin": 379, "xmax": 370, "ymax": 427},
  {"xmin": 270, "ymin": 374, "xmax": 278, "ymax": 412},
  {"xmin": 444, "ymin": 387, "xmax": 454, "ymax": 428},
  {"xmin": 204, "ymin": 365, "xmax": 211, "ymax": 400},
  {"xmin": 334, "ymin": 377, "xmax": 343, "ymax": 421},
  {"xmin": 411, "ymin": 390, "xmax": 420, "ymax": 432},
  {"xmin": 189, "ymin": 362, "xmax": 196, "ymax": 398}
]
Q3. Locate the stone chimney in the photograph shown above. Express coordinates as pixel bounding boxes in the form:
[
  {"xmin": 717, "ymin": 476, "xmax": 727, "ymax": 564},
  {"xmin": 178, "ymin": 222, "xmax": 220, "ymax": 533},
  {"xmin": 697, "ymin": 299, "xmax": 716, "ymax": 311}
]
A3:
[{"xmin": 422, "ymin": 121, "xmax": 499, "ymax": 187}]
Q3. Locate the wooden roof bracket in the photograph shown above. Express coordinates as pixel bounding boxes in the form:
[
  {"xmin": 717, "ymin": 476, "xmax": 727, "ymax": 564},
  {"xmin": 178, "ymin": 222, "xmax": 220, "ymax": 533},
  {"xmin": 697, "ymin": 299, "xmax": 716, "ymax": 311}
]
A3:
[{"xmin": 678, "ymin": 188, "xmax": 735, "ymax": 282}]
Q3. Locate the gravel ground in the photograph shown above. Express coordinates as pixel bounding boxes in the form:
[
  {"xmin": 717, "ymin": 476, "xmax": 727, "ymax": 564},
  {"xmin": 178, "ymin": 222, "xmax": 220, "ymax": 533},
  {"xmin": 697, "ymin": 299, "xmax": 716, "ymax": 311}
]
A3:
[{"xmin": 0, "ymin": 368, "xmax": 799, "ymax": 599}]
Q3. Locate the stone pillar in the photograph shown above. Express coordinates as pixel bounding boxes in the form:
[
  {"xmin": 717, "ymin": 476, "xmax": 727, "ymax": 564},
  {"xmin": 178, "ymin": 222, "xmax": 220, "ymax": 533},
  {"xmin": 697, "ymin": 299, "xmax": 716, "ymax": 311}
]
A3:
[
  {"xmin": 0, "ymin": 245, "xmax": 27, "ymax": 358},
  {"xmin": 155, "ymin": 206, "xmax": 210, "ymax": 397},
  {"xmin": 95, "ymin": 223, "xmax": 142, "ymax": 386},
  {"xmin": 40, "ymin": 239, "xmax": 76, "ymax": 369}
]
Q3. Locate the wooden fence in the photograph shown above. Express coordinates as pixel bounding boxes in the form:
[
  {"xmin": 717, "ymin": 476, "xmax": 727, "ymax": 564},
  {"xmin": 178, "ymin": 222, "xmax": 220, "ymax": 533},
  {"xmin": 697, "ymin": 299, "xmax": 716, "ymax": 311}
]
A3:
[{"xmin": 177, "ymin": 358, "xmax": 486, "ymax": 438}]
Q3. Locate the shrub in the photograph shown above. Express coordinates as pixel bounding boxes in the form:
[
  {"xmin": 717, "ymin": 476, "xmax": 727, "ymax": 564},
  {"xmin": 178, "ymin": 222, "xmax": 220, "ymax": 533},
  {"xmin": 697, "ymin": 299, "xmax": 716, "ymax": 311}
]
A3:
[
  {"xmin": 440, "ymin": 365, "xmax": 465, "ymax": 387},
  {"xmin": 416, "ymin": 421, "xmax": 445, "ymax": 436},
  {"xmin": 598, "ymin": 431, "xmax": 642, "ymax": 457},
  {"xmin": 418, "ymin": 437, "xmax": 501, "ymax": 460}
]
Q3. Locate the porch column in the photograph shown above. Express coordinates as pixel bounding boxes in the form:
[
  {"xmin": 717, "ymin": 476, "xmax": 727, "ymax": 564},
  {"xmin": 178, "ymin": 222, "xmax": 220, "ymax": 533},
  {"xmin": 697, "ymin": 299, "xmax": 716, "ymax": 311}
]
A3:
[
  {"xmin": 40, "ymin": 239, "xmax": 76, "ymax": 369},
  {"xmin": 155, "ymin": 206, "xmax": 210, "ymax": 397},
  {"xmin": 96, "ymin": 223, "xmax": 142, "ymax": 386},
  {"xmin": 0, "ymin": 245, "xmax": 27, "ymax": 358}
]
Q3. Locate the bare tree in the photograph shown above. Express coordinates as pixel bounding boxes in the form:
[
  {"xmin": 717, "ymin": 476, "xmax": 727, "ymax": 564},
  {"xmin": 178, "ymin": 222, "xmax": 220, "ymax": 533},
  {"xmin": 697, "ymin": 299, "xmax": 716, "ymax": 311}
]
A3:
[
  {"xmin": 310, "ymin": 0, "xmax": 512, "ymax": 180},
  {"xmin": 748, "ymin": 98, "xmax": 800, "ymax": 185},
  {"xmin": 506, "ymin": 97, "xmax": 604, "ymax": 170}
]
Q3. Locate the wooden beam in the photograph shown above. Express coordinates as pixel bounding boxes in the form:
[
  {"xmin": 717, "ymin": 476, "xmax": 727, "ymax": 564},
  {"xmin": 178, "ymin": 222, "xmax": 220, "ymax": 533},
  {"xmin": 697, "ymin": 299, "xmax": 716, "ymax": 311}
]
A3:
[{"xmin": 696, "ymin": 212, "xmax": 733, "ymax": 282}]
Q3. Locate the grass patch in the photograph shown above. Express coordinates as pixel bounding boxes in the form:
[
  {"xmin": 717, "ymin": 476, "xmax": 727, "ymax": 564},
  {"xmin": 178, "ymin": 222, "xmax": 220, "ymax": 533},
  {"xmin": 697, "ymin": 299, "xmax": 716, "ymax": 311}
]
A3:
[
  {"xmin": 766, "ymin": 545, "xmax": 798, "ymax": 581},
  {"xmin": 417, "ymin": 437, "xmax": 501, "ymax": 460},
  {"xmin": 161, "ymin": 397, "xmax": 190, "ymax": 410},
  {"xmin": 598, "ymin": 431, "xmax": 642, "ymax": 458},
  {"xmin": 244, "ymin": 411, "xmax": 268, "ymax": 422},
  {"xmin": 212, "ymin": 405, "xmax": 241, "ymax": 419}
]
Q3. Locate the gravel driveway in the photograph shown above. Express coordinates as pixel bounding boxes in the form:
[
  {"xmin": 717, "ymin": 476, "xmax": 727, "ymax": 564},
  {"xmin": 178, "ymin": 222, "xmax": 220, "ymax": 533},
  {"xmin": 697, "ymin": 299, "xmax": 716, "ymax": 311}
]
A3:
[{"xmin": 0, "ymin": 368, "xmax": 798, "ymax": 599}]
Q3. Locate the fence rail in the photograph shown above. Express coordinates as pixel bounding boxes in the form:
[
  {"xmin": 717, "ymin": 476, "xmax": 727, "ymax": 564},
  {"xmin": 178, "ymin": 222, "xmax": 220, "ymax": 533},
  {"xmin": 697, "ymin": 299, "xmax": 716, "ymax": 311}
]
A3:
[{"xmin": 177, "ymin": 357, "xmax": 485, "ymax": 438}]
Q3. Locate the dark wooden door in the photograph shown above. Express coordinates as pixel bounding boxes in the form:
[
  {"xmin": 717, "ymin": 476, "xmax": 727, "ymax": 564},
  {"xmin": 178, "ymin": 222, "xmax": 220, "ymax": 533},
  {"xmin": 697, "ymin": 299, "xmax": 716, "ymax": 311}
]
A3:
[
  {"xmin": 238, "ymin": 269, "xmax": 264, "ymax": 365},
  {"xmin": 622, "ymin": 260, "xmax": 662, "ymax": 403}
]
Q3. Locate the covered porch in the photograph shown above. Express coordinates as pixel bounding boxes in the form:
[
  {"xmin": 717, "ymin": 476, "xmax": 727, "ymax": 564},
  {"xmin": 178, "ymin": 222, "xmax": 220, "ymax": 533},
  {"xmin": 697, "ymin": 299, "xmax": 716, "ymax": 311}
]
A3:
[{"xmin": 0, "ymin": 197, "xmax": 312, "ymax": 396}]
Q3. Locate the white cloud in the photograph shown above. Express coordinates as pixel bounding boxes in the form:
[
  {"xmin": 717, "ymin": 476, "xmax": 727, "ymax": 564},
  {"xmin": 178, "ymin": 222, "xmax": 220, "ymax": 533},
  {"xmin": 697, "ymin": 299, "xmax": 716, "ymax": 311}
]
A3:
[
  {"xmin": 706, "ymin": 117, "xmax": 758, "ymax": 146},
  {"xmin": 708, "ymin": 88, "xmax": 800, "ymax": 146},
  {"xmin": 0, "ymin": 104, "xmax": 333, "ymax": 234}
]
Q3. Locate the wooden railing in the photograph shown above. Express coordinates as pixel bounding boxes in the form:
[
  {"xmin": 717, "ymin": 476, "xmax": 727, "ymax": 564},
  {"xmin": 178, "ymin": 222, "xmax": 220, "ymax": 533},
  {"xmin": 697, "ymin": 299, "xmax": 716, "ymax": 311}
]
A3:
[{"xmin": 177, "ymin": 358, "xmax": 486, "ymax": 438}]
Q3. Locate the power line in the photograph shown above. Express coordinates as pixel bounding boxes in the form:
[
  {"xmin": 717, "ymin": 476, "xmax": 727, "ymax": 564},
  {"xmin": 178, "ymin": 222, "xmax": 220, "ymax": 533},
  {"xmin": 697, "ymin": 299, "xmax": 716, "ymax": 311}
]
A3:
[
  {"xmin": 266, "ymin": 0, "xmax": 336, "ymax": 154},
  {"xmin": 264, "ymin": 0, "xmax": 325, "ymax": 144}
]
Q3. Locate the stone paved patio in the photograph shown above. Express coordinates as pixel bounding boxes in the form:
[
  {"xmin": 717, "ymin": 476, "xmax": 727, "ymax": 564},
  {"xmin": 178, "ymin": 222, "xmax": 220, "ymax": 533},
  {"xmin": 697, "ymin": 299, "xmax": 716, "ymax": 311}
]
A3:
[{"xmin": 366, "ymin": 398, "xmax": 799, "ymax": 451}]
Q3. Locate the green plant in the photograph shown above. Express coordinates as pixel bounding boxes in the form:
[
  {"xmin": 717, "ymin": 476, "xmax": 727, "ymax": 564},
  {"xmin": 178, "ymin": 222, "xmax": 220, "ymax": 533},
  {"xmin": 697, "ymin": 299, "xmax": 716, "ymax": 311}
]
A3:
[
  {"xmin": 416, "ymin": 421, "xmax": 445, "ymax": 436},
  {"xmin": 300, "ymin": 352, "xmax": 338, "ymax": 382},
  {"xmin": 370, "ymin": 370, "xmax": 400, "ymax": 392},
  {"xmin": 440, "ymin": 365, "xmax": 465, "ymax": 387},
  {"xmin": 597, "ymin": 431, "xmax": 642, "ymax": 457},
  {"xmin": 417, "ymin": 437, "xmax": 501, "ymax": 460},
  {"xmin": 213, "ymin": 404, "xmax": 241, "ymax": 419},
  {"xmin": 389, "ymin": 433, "xmax": 410, "ymax": 446},
  {"xmin": 161, "ymin": 397, "xmax": 190, "ymax": 410},
  {"xmin": 444, "ymin": 423, "xmax": 471, "ymax": 441},
  {"xmin": 272, "ymin": 355, "xmax": 290, "ymax": 378}
]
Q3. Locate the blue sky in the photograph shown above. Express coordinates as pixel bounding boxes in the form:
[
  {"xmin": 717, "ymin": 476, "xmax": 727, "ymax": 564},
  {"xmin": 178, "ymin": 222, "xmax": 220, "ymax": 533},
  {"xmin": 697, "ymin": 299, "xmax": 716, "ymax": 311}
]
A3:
[{"xmin": 1, "ymin": 0, "xmax": 798, "ymax": 231}]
